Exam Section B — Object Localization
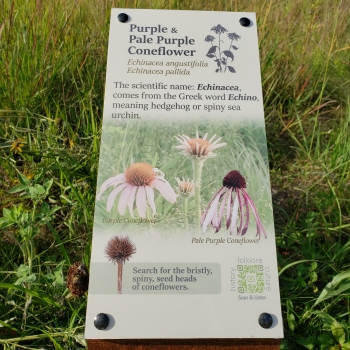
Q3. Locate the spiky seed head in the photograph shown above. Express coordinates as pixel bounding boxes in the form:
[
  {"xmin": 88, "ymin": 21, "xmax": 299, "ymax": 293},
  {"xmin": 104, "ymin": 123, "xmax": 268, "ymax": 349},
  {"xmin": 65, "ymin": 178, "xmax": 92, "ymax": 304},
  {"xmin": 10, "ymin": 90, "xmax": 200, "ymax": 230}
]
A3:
[
  {"xmin": 66, "ymin": 261, "xmax": 89, "ymax": 297},
  {"xmin": 125, "ymin": 162, "xmax": 155, "ymax": 186},
  {"xmin": 223, "ymin": 170, "xmax": 246, "ymax": 190},
  {"xmin": 105, "ymin": 236, "xmax": 136, "ymax": 264}
]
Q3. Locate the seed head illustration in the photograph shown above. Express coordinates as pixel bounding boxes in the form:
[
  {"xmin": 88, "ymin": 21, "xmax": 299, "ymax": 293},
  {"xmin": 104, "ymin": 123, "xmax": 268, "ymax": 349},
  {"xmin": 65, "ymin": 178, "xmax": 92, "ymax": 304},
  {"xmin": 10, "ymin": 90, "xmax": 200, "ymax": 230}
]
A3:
[{"xmin": 105, "ymin": 236, "xmax": 136, "ymax": 294}]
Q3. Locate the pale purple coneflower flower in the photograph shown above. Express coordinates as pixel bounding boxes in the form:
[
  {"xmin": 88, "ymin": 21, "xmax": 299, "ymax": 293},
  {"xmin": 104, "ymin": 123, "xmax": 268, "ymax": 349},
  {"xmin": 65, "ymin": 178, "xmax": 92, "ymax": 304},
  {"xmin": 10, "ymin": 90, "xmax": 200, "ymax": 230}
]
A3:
[
  {"xmin": 201, "ymin": 170, "xmax": 267, "ymax": 239},
  {"xmin": 175, "ymin": 131, "xmax": 226, "ymax": 160},
  {"xmin": 97, "ymin": 162, "xmax": 177, "ymax": 218}
]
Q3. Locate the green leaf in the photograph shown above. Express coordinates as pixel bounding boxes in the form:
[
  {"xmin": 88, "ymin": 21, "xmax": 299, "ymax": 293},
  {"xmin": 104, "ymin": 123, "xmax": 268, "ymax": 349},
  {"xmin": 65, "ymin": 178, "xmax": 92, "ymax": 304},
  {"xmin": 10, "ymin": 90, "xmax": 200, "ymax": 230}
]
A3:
[
  {"xmin": 314, "ymin": 270, "xmax": 350, "ymax": 306},
  {"xmin": 341, "ymin": 343, "xmax": 350, "ymax": 349},
  {"xmin": 14, "ymin": 273, "xmax": 37, "ymax": 285},
  {"xmin": 314, "ymin": 311, "xmax": 345, "ymax": 344},
  {"xmin": 279, "ymin": 259, "xmax": 318, "ymax": 276},
  {"xmin": 296, "ymin": 337, "xmax": 315, "ymax": 349},
  {"xmin": 286, "ymin": 299, "xmax": 296, "ymax": 331},
  {"xmin": 34, "ymin": 184, "xmax": 46, "ymax": 195},
  {"xmin": 18, "ymin": 173, "xmax": 30, "ymax": 186},
  {"xmin": 73, "ymin": 333, "xmax": 87, "ymax": 347},
  {"xmin": 43, "ymin": 178, "xmax": 54, "ymax": 191},
  {"xmin": 151, "ymin": 152, "xmax": 158, "ymax": 168},
  {"xmin": 8, "ymin": 184, "xmax": 28, "ymax": 193},
  {"xmin": 47, "ymin": 205, "xmax": 61, "ymax": 216},
  {"xmin": 41, "ymin": 201, "xmax": 50, "ymax": 214},
  {"xmin": 318, "ymin": 333, "xmax": 334, "ymax": 349},
  {"xmin": 17, "ymin": 264, "xmax": 29, "ymax": 278},
  {"xmin": 29, "ymin": 186, "xmax": 37, "ymax": 198},
  {"xmin": 0, "ymin": 283, "xmax": 61, "ymax": 307},
  {"xmin": 53, "ymin": 260, "xmax": 65, "ymax": 287},
  {"xmin": 3, "ymin": 208, "xmax": 13, "ymax": 220},
  {"xmin": 279, "ymin": 339, "xmax": 288, "ymax": 350}
]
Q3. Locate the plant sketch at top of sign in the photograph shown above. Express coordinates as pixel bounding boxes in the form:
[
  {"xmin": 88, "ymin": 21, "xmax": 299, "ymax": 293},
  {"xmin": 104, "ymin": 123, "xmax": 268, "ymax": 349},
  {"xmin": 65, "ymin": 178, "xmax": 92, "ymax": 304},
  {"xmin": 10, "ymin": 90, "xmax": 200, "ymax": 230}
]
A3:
[{"xmin": 205, "ymin": 24, "xmax": 241, "ymax": 73}]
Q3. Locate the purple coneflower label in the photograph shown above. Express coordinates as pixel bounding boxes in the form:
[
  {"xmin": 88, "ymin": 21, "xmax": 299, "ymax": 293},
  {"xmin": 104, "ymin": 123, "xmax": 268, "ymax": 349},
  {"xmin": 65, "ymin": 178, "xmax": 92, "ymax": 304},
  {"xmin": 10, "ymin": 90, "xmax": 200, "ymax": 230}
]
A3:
[{"xmin": 86, "ymin": 9, "xmax": 283, "ymax": 340}]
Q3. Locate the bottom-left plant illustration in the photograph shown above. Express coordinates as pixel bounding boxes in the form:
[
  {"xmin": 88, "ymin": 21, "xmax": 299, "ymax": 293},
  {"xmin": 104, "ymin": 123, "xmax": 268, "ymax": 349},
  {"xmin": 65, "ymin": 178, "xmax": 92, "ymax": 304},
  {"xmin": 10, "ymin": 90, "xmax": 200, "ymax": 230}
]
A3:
[{"xmin": 105, "ymin": 236, "xmax": 136, "ymax": 294}]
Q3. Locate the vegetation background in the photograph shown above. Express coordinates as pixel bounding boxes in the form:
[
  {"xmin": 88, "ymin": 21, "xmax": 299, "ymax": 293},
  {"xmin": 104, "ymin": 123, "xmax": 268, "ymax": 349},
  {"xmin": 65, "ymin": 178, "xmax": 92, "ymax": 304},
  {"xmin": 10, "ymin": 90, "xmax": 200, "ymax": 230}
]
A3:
[
  {"xmin": 1, "ymin": 0, "xmax": 350, "ymax": 348},
  {"xmin": 95, "ymin": 120, "xmax": 272, "ymax": 232}
]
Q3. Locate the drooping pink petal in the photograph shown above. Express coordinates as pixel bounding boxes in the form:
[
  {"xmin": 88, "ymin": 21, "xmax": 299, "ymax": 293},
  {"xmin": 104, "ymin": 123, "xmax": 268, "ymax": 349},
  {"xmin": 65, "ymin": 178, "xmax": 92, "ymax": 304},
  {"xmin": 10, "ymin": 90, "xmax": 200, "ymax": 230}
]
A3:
[
  {"xmin": 127, "ymin": 186, "xmax": 137, "ymax": 217},
  {"xmin": 202, "ymin": 189, "xmax": 224, "ymax": 233},
  {"xmin": 236, "ymin": 190, "xmax": 244, "ymax": 235},
  {"xmin": 201, "ymin": 187, "xmax": 224, "ymax": 225},
  {"xmin": 136, "ymin": 186, "xmax": 147, "ymax": 218},
  {"xmin": 215, "ymin": 191, "xmax": 228, "ymax": 232},
  {"xmin": 145, "ymin": 186, "xmax": 156, "ymax": 215},
  {"xmin": 229, "ymin": 194, "xmax": 239, "ymax": 235},
  {"xmin": 241, "ymin": 191, "xmax": 250, "ymax": 236},
  {"xmin": 118, "ymin": 184, "xmax": 132, "ymax": 215},
  {"xmin": 97, "ymin": 174, "xmax": 126, "ymax": 200},
  {"xmin": 152, "ymin": 178, "xmax": 177, "ymax": 203},
  {"xmin": 242, "ymin": 189, "xmax": 267, "ymax": 238},
  {"xmin": 226, "ymin": 188, "xmax": 233, "ymax": 228},
  {"xmin": 106, "ymin": 183, "xmax": 129, "ymax": 212}
]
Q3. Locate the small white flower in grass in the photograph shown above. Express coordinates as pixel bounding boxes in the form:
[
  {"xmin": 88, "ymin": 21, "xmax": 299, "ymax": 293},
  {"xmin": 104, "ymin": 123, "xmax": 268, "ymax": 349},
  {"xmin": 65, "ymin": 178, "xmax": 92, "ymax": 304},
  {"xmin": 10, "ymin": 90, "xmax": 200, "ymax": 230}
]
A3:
[
  {"xmin": 175, "ymin": 131, "xmax": 226, "ymax": 160},
  {"xmin": 97, "ymin": 162, "xmax": 176, "ymax": 218},
  {"xmin": 201, "ymin": 170, "xmax": 267, "ymax": 239}
]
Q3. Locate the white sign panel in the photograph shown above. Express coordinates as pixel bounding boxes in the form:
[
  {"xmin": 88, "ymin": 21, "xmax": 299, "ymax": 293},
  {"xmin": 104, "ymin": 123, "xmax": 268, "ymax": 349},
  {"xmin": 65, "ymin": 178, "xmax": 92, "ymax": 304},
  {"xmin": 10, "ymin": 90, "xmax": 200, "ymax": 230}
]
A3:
[{"xmin": 85, "ymin": 9, "xmax": 283, "ymax": 340}]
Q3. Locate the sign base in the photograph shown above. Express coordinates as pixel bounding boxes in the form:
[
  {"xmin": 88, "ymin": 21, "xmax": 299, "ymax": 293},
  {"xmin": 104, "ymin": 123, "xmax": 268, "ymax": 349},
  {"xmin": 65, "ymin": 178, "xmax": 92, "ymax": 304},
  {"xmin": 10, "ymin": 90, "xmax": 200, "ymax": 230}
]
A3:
[{"xmin": 87, "ymin": 338, "xmax": 281, "ymax": 350}]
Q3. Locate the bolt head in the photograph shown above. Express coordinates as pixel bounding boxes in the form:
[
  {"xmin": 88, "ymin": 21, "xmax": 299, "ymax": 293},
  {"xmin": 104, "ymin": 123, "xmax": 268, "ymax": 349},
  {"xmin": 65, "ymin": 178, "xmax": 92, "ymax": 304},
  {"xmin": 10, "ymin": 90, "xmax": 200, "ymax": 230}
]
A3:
[
  {"xmin": 94, "ymin": 313, "xmax": 109, "ymax": 330},
  {"xmin": 258, "ymin": 313, "xmax": 273, "ymax": 329},
  {"xmin": 118, "ymin": 13, "xmax": 129, "ymax": 23},
  {"xmin": 239, "ymin": 17, "xmax": 251, "ymax": 27}
]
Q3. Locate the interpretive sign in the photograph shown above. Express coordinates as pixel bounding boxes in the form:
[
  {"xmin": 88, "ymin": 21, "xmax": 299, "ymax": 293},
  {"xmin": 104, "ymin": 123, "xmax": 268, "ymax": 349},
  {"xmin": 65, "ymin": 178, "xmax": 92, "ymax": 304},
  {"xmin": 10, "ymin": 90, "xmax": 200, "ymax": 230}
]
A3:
[{"xmin": 85, "ymin": 9, "xmax": 283, "ymax": 341}]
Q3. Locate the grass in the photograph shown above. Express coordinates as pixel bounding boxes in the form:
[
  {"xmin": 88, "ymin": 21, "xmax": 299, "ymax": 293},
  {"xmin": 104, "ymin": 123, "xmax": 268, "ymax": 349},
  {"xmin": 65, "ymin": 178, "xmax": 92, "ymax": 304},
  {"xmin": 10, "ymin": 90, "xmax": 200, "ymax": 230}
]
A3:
[{"xmin": 1, "ymin": 0, "xmax": 350, "ymax": 348}]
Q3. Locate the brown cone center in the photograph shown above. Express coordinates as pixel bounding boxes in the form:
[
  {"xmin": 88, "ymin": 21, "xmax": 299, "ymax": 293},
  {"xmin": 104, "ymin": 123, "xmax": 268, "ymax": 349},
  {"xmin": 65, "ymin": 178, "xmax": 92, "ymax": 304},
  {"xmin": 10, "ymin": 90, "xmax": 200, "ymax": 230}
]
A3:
[
  {"xmin": 125, "ymin": 162, "xmax": 155, "ymax": 186},
  {"xmin": 187, "ymin": 138, "xmax": 210, "ymax": 156},
  {"xmin": 223, "ymin": 170, "xmax": 246, "ymax": 190}
]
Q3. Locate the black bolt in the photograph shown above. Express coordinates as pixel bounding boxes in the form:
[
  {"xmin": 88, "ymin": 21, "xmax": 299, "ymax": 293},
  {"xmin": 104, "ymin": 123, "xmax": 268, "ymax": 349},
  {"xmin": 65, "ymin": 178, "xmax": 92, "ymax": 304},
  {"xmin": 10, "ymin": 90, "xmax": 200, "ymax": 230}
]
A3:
[
  {"xmin": 258, "ymin": 313, "xmax": 273, "ymax": 329},
  {"xmin": 239, "ymin": 17, "xmax": 251, "ymax": 27},
  {"xmin": 118, "ymin": 13, "xmax": 129, "ymax": 23},
  {"xmin": 94, "ymin": 313, "xmax": 109, "ymax": 330}
]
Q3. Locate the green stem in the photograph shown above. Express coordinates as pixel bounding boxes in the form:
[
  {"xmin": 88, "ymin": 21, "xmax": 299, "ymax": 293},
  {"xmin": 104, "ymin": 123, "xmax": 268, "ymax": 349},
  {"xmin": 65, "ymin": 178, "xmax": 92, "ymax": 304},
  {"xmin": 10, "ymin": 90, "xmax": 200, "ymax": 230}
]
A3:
[
  {"xmin": 183, "ymin": 197, "xmax": 189, "ymax": 232},
  {"xmin": 22, "ymin": 202, "xmax": 36, "ymax": 328},
  {"xmin": 192, "ymin": 159, "xmax": 204, "ymax": 229}
]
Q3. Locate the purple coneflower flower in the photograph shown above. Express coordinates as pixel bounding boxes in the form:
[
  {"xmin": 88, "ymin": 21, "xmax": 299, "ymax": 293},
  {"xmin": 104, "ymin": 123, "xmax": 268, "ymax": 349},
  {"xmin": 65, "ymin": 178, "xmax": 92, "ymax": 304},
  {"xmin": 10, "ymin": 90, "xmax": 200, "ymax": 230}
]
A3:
[
  {"xmin": 175, "ymin": 131, "xmax": 226, "ymax": 160},
  {"xmin": 227, "ymin": 32, "xmax": 241, "ymax": 41},
  {"xmin": 175, "ymin": 177, "xmax": 194, "ymax": 197},
  {"xmin": 211, "ymin": 24, "xmax": 228, "ymax": 35},
  {"xmin": 204, "ymin": 35, "xmax": 215, "ymax": 42},
  {"xmin": 201, "ymin": 170, "xmax": 267, "ymax": 239},
  {"xmin": 97, "ymin": 162, "xmax": 177, "ymax": 218}
]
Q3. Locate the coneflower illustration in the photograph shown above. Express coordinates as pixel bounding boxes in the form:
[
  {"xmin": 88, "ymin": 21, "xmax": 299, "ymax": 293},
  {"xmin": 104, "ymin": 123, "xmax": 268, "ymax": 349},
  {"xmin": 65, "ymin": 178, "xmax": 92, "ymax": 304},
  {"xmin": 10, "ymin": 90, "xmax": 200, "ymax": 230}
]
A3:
[
  {"xmin": 175, "ymin": 132, "xmax": 226, "ymax": 228},
  {"xmin": 97, "ymin": 162, "xmax": 176, "ymax": 218},
  {"xmin": 105, "ymin": 236, "xmax": 136, "ymax": 294},
  {"xmin": 175, "ymin": 177, "xmax": 195, "ymax": 231},
  {"xmin": 201, "ymin": 170, "xmax": 267, "ymax": 239}
]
